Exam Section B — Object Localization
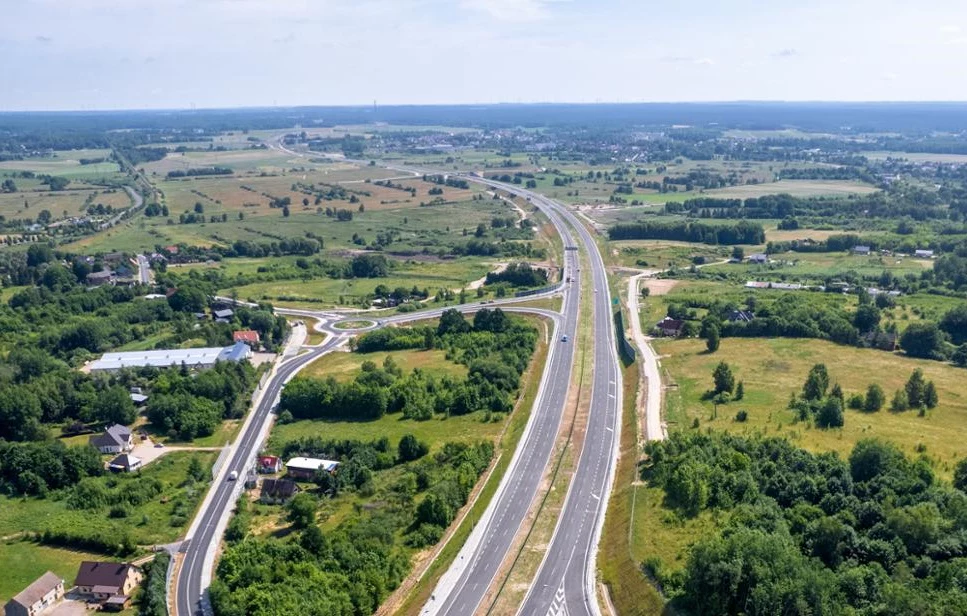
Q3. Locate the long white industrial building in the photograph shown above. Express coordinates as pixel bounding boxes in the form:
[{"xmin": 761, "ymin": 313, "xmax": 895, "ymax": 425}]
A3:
[{"xmin": 87, "ymin": 341, "xmax": 252, "ymax": 372}]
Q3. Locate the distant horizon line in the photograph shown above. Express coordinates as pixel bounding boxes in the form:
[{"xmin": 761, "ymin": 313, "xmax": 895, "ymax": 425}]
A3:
[{"xmin": 5, "ymin": 100, "xmax": 967, "ymax": 115}]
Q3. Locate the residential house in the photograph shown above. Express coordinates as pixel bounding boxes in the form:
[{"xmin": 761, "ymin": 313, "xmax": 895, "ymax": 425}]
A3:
[
  {"xmin": 915, "ymin": 249, "xmax": 935, "ymax": 259},
  {"xmin": 108, "ymin": 454, "xmax": 142, "ymax": 473},
  {"xmin": 86, "ymin": 269, "xmax": 115, "ymax": 286},
  {"xmin": 257, "ymin": 455, "xmax": 283, "ymax": 474},
  {"xmin": 74, "ymin": 562, "xmax": 142, "ymax": 603},
  {"xmin": 852, "ymin": 245, "xmax": 871, "ymax": 256},
  {"xmin": 747, "ymin": 253, "xmax": 769, "ymax": 264},
  {"xmin": 260, "ymin": 478, "xmax": 300, "ymax": 504},
  {"xmin": 655, "ymin": 317, "xmax": 685, "ymax": 338},
  {"xmin": 233, "ymin": 330, "xmax": 261, "ymax": 348},
  {"xmin": 727, "ymin": 310, "xmax": 755, "ymax": 323},
  {"xmin": 89, "ymin": 424, "xmax": 133, "ymax": 454},
  {"xmin": 286, "ymin": 457, "xmax": 340, "ymax": 481},
  {"xmin": 4, "ymin": 572, "xmax": 64, "ymax": 616}
]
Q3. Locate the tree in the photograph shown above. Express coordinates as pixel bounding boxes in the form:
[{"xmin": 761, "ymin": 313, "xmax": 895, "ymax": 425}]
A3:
[
  {"xmin": 864, "ymin": 384, "xmax": 885, "ymax": 412},
  {"xmin": 1, "ymin": 178, "xmax": 16, "ymax": 193},
  {"xmin": 96, "ymin": 386, "xmax": 137, "ymax": 425},
  {"xmin": 168, "ymin": 286, "xmax": 207, "ymax": 313},
  {"xmin": 398, "ymin": 434, "xmax": 429, "ymax": 463},
  {"xmin": 26, "ymin": 244, "xmax": 53, "ymax": 267},
  {"xmin": 816, "ymin": 397, "xmax": 844, "ymax": 429},
  {"xmin": 954, "ymin": 343, "xmax": 967, "ymax": 367},
  {"xmin": 194, "ymin": 202, "xmax": 204, "ymax": 214},
  {"xmin": 924, "ymin": 381, "xmax": 938, "ymax": 409},
  {"xmin": 891, "ymin": 389, "xmax": 910, "ymax": 412},
  {"xmin": 900, "ymin": 322, "xmax": 946, "ymax": 360},
  {"xmin": 802, "ymin": 364, "xmax": 830, "ymax": 401},
  {"xmin": 735, "ymin": 381, "xmax": 744, "ymax": 401},
  {"xmin": 954, "ymin": 458, "xmax": 967, "ymax": 492},
  {"xmin": 905, "ymin": 369, "xmax": 926, "ymax": 408},
  {"xmin": 705, "ymin": 324, "xmax": 720, "ymax": 353},
  {"xmin": 853, "ymin": 304, "xmax": 880, "ymax": 333},
  {"xmin": 940, "ymin": 304, "xmax": 967, "ymax": 345},
  {"xmin": 713, "ymin": 362, "xmax": 735, "ymax": 394},
  {"xmin": 731, "ymin": 246, "xmax": 745, "ymax": 260},
  {"xmin": 474, "ymin": 223, "xmax": 486, "ymax": 238},
  {"xmin": 286, "ymin": 493, "xmax": 316, "ymax": 529},
  {"xmin": 282, "ymin": 205, "xmax": 290, "ymax": 217}
]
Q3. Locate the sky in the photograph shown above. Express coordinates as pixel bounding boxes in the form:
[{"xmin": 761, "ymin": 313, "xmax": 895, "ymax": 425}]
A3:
[{"xmin": 3, "ymin": 0, "xmax": 967, "ymax": 111}]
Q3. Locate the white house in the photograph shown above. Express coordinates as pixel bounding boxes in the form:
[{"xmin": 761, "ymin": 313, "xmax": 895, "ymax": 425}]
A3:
[{"xmin": 89, "ymin": 424, "xmax": 134, "ymax": 454}]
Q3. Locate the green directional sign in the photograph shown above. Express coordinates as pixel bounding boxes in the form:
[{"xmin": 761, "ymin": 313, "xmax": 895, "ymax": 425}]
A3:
[{"xmin": 612, "ymin": 297, "xmax": 619, "ymax": 305}]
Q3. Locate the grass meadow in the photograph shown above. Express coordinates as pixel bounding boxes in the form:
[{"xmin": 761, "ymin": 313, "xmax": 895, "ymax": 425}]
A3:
[
  {"xmin": 655, "ymin": 337, "xmax": 967, "ymax": 475},
  {"xmin": 0, "ymin": 451, "xmax": 217, "ymax": 548}
]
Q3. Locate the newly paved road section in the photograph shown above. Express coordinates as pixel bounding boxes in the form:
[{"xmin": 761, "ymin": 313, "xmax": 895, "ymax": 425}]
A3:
[
  {"xmin": 514, "ymin": 189, "xmax": 621, "ymax": 616},
  {"xmin": 175, "ymin": 335, "xmax": 342, "ymax": 616}
]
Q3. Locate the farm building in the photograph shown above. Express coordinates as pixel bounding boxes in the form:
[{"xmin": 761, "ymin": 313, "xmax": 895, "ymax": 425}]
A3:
[
  {"xmin": 728, "ymin": 310, "xmax": 755, "ymax": 323},
  {"xmin": 4, "ymin": 572, "xmax": 64, "ymax": 616},
  {"xmin": 852, "ymin": 245, "xmax": 871, "ymax": 255},
  {"xmin": 286, "ymin": 457, "xmax": 340, "ymax": 480},
  {"xmin": 90, "ymin": 424, "xmax": 134, "ymax": 454},
  {"xmin": 915, "ymin": 249, "xmax": 935, "ymax": 258},
  {"xmin": 87, "ymin": 342, "xmax": 251, "ymax": 373},
  {"xmin": 655, "ymin": 317, "xmax": 685, "ymax": 338},
  {"xmin": 108, "ymin": 454, "xmax": 143, "ymax": 473},
  {"xmin": 257, "ymin": 455, "xmax": 283, "ymax": 474},
  {"xmin": 74, "ymin": 561, "xmax": 142, "ymax": 605},
  {"xmin": 260, "ymin": 478, "xmax": 300, "ymax": 504},
  {"xmin": 233, "ymin": 330, "xmax": 261, "ymax": 347},
  {"xmin": 747, "ymin": 253, "xmax": 768, "ymax": 264}
]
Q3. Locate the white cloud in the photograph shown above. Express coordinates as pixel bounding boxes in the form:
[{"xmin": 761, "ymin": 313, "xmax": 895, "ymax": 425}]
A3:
[
  {"xmin": 660, "ymin": 55, "xmax": 714, "ymax": 66},
  {"xmin": 460, "ymin": 0, "xmax": 558, "ymax": 22},
  {"xmin": 772, "ymin": 48, "xmax": 797, "ymax": 58},
  {"xmin": 940, "ymin": 25, "xmax": 962, "ymax": 34},
  {"xmin": 945, "ymin": 36, "xmax": 967, "ymax": 46}
]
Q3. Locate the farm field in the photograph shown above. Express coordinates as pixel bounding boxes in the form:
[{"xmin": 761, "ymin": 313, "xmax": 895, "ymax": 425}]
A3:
[
  {"xmin": 864, "ymin": 150, "xmax": 967, "ymax": 164},
  {"xmin": 0, "ymin": 187, "xmax": 130, "ymax": 221},
  {"xmin": 0, "ymin": 149, "xmax": 123, "ymax": 180},
  {"xmin": 655, "ymin": 337, "xmax": 967, "ymax": 474},
  {"xmin": 65, "ymin": 189, "xmax": 504, "ymax": 255},
  {"xmin": 0, "ymin": 542, "xmax": 105, "ymax": 602},
  {"xmin": 0, "ymin": 451, "xmax": 217, "ymax": 548},
  {"xmin": 703, "ymin": 250, "xmax": 933, "ymax": 280},
  {"xmin": 703, "ymin": 179, "xmax": 879, "ymax": 198},
  {"xmin": 609, "ymin": 239, "xmax": 731, "ymax": 269}
]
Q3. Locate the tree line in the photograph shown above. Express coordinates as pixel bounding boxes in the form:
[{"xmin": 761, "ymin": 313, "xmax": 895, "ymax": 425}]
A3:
[{"xmin": 609, "ymin": 220, "xmax": 765, "ymax": 245}]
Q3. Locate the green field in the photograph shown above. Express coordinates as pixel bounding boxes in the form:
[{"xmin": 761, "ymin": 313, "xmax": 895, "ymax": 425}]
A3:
[
  {"xmin": 0, "ymin": 149, "xmax": 122, "ymax": 180},
  {"xmin": 300, "ymin": 347, "xmax": 467, "ymax": 382},
  {"xmin": 224, "ymin": 259, "xmax": 493, "ymax": 306},
  {"xmin": 0, "ymin": 451, "xmax": 217, "ymax": 547},
  {"xmin": 0, "ymin": 542, "xmax": 106, "ymax": 602},
  {"xmin": 65, "ymin": 193, "xmax": 507, "ymax": 255},
  {"xmin": 0, "ymin": 187, "xmax": 131, "ymax": 221},
  {"xmin": 655, "ymin": 337, "xmax": 967, "ymax": 474}
]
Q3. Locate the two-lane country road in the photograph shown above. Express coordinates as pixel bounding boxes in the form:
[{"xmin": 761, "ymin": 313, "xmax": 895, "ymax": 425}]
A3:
[{"xmin": 176, "ymin": 334, "xmax": 344, "ymax": 616}]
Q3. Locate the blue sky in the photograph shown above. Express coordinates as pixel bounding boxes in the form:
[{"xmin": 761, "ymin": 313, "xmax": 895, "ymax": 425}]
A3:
[{"xmin": 3, "ymin": 0, "xmax": 967, "ymax": 110}]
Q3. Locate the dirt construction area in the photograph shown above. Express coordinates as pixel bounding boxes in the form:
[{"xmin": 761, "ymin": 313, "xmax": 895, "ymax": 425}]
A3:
[{"xmin": 643, "ymin": 279, "xmax": 679, "ymax": 295}]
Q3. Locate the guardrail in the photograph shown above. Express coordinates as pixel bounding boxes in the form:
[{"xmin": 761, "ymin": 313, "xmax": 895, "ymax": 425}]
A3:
[
  {"xmin": 514, "ymin": 282, "xmax": 563, "ymax": 298},
  {"xmin": 613, "ymin": 310, "xmax": 637, "ymax": 363}
]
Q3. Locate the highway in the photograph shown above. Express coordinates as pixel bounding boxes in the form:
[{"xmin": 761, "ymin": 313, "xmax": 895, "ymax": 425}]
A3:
[
  {"xmin": 513, "ymin": 189, "xmax": 621, "ymax": 616},
  {"xmin": 180, "ymin": 143, "xmax": 622, "ymax": 616}
]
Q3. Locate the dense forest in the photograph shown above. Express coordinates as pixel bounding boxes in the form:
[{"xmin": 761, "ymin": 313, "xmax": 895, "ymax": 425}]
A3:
[
  {"xmin": 644, "ymin": 432, "xmax": 967, "ymax": 615},
  {"xmin": 609, "ymin": 220, "xmax": 766, "ymax": 245}
]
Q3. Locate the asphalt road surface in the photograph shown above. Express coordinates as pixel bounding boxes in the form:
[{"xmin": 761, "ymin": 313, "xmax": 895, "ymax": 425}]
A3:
[{"xmin": 175, "ymin": 335, "xmax": 343, "ymax": 616}]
